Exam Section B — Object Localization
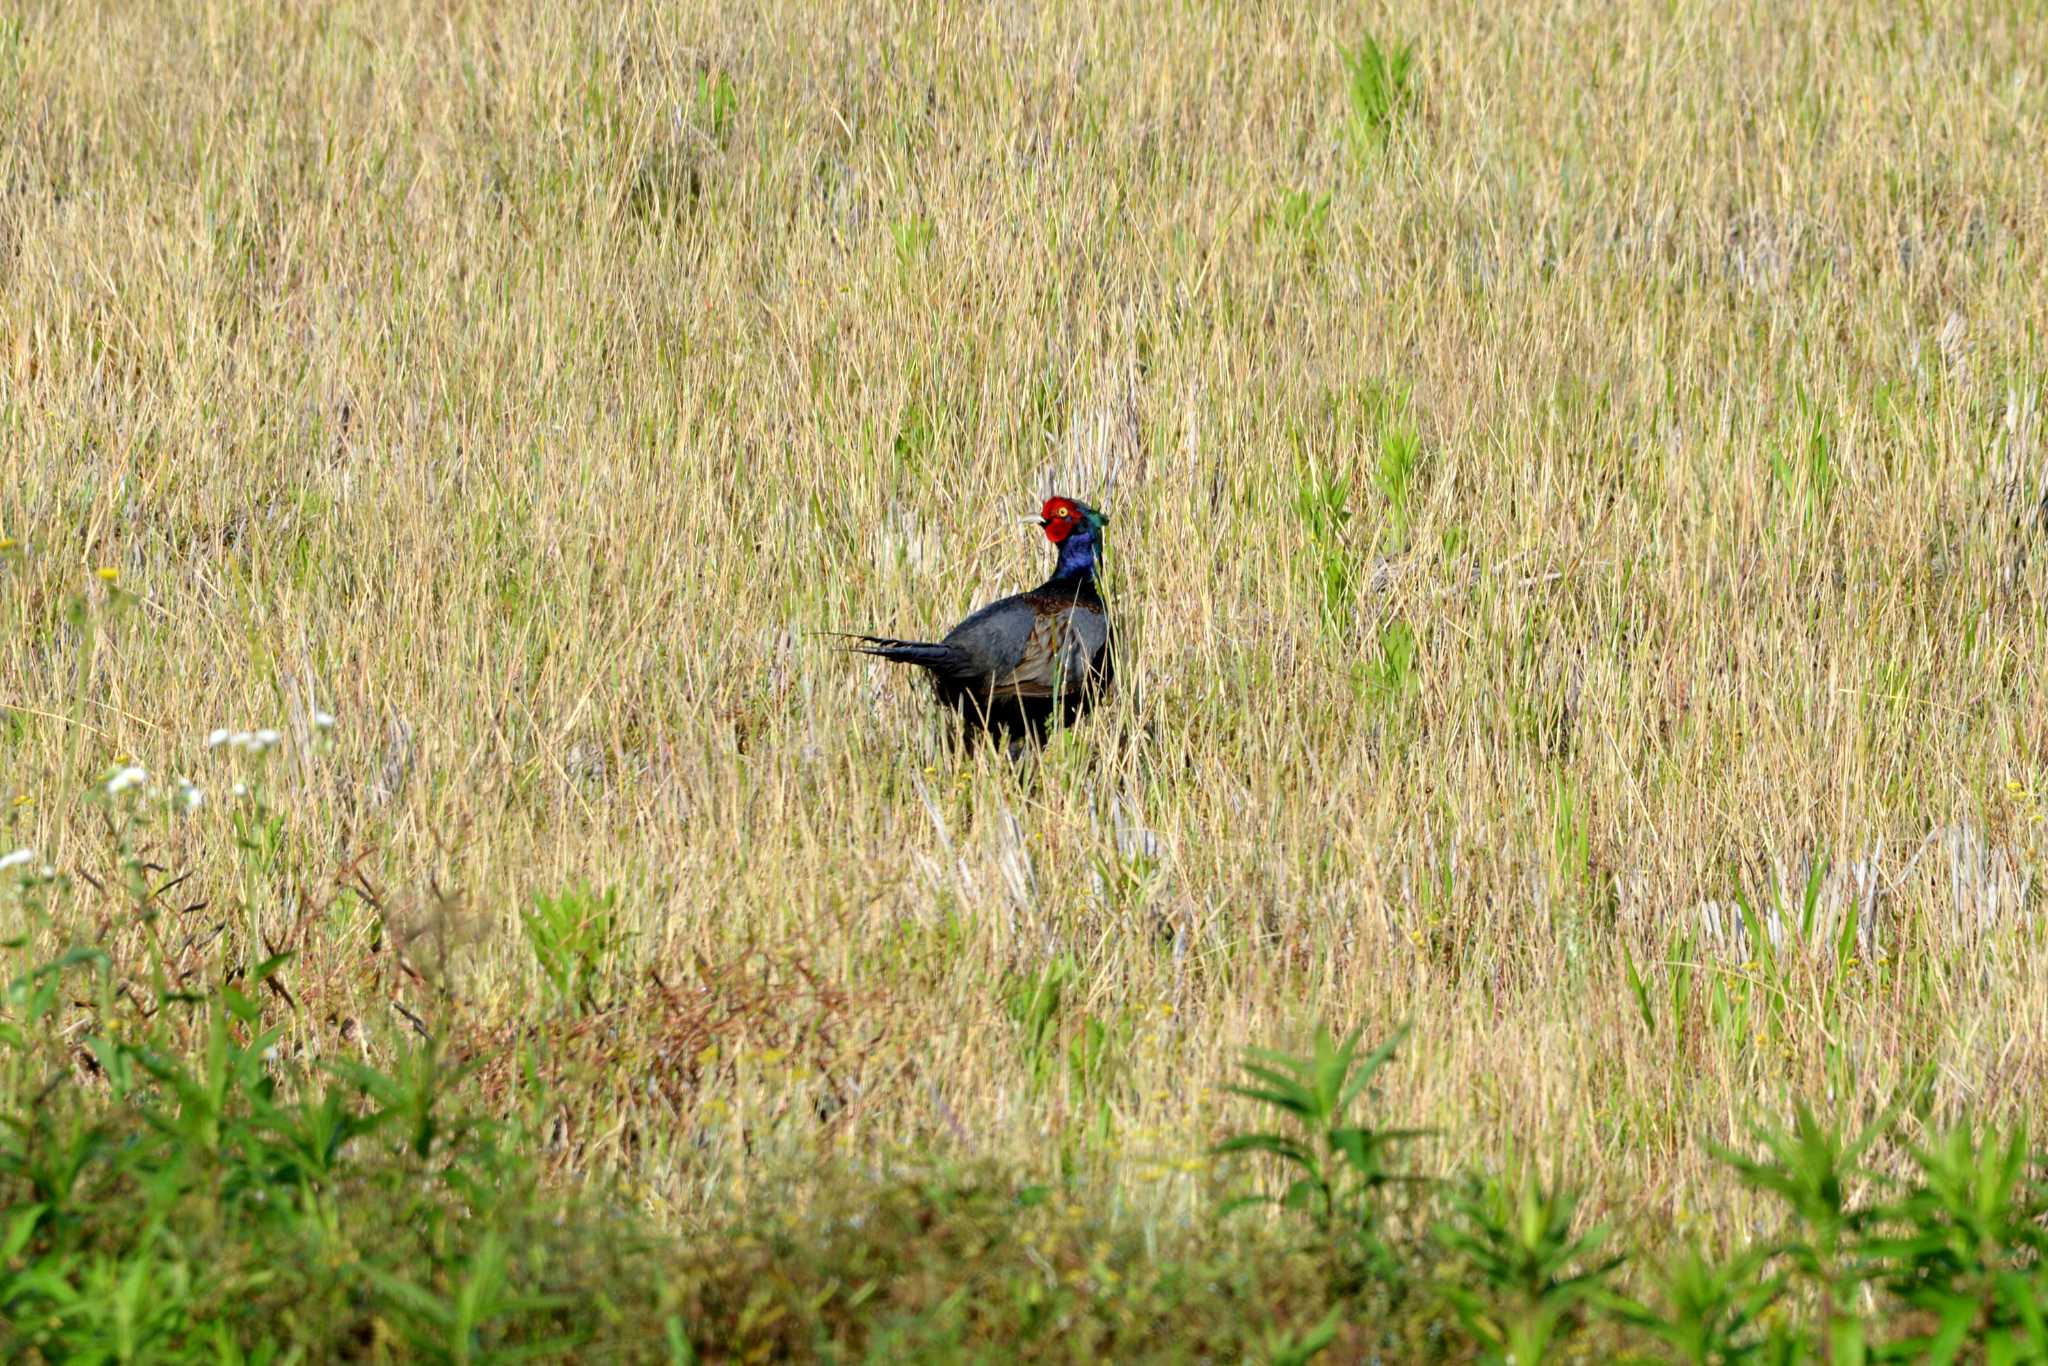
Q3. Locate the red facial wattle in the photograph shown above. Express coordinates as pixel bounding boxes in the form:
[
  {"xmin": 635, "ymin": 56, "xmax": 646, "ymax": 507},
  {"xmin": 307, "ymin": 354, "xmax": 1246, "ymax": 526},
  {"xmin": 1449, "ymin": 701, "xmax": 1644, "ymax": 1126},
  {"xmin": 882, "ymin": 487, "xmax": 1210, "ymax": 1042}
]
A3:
[{"xmin": 1040, "ymin": 499, "xmax": 1079, "ymax": 543}]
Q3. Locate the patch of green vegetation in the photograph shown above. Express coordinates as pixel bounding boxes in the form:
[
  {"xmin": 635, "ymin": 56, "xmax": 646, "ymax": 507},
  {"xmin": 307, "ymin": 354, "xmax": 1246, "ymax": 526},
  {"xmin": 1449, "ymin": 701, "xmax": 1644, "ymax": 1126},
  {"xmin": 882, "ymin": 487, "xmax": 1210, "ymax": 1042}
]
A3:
[
  {"xmin": 1261, "ymin": 187, "xmax": 1333, "ymax": 263},
  {"xmin": 1340, "ymin": 34, "xmax": 1417, "ymax": 158},
  {"xmin": 523, "ymin": 881, "xmax": 628, "ymax": 1014},
  {"xmin": 1206, "ymin": 1025, "xmax": 2048, "ymax": 1363},
  {"xmin": 1293, "ymin": 458, "xmax": 1357, "ymax": 635},
  {"xmin": 8, "ymin": 915, "xmax": 2048, "ymax": 1364},
  {"xmin": 892, "ymin": 215, "xmax": 937, "ymax": 271},
  {"xmin": 0, "ymin": 944, "xmax": 658, "ymax": 1359}
]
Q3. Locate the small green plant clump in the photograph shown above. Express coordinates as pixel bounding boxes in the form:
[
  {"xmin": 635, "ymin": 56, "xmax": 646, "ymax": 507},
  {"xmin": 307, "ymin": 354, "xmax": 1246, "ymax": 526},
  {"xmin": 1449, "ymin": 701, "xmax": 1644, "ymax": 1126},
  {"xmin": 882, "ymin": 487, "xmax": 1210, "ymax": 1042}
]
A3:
[
  {"xmin": 522, "ymin": 881, "xmax": 629, "ymax": 1014},
  {"xmin": 1341, "ymin": 34, "xmax": 1417, "ymax": 158}
]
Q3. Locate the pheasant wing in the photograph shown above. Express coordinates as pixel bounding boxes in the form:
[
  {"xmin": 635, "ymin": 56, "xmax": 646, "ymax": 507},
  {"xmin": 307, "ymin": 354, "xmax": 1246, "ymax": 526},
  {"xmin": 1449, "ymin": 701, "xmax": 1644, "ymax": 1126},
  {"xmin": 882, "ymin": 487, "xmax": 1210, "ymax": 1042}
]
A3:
[{"xmin": 988, "ymin": 601, "xmax": 1108, "ymax": 699}]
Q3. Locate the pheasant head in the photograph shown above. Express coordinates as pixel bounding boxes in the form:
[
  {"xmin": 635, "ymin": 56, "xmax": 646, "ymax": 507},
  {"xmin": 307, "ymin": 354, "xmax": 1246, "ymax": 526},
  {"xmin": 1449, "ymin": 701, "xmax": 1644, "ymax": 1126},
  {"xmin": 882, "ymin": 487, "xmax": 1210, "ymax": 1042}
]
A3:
[{"xmin": 1038, "ymin": 496, "xmax": 1108, "ymax": 580}]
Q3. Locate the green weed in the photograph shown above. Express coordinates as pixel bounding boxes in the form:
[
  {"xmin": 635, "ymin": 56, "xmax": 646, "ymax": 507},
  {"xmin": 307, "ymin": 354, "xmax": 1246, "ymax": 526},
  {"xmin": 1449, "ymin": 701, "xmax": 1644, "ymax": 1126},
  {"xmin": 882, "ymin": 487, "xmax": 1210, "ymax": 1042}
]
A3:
[
  {"xmin": 1212, "ymin": 1023, "xmax": 1427, "ymax": 1275},
  {"xmin": 1340, "ymin": 34, "xmax": 1416, "ymax": 156},
  {"xmin": 522, "ymin": 882, "xmax": 627, "ymax": 1014}
]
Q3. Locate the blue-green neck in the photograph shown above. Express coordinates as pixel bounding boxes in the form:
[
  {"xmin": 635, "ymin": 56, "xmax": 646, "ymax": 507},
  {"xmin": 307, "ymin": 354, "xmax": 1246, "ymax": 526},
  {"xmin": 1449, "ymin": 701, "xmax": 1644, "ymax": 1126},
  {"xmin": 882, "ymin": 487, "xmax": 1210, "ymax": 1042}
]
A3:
[{"xmin": 1043, "ymin": 527, "xmax": 1103, "ymax": 599}]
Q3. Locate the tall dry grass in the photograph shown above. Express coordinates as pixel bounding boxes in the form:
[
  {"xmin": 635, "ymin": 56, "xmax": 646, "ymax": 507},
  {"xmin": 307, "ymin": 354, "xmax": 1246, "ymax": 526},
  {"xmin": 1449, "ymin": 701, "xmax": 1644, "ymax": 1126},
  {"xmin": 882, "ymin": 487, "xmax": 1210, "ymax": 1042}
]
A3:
[{"xmin": 4, "ymin": 0, "xmax": 2047, "ymax": 1248}]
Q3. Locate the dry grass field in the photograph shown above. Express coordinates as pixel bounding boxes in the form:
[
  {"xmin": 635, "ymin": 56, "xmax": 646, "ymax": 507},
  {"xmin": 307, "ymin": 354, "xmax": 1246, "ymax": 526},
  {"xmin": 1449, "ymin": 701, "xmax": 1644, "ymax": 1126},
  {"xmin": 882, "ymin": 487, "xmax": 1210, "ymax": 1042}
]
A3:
[{"xmin": 5, "ymin": 0, "xmax": 2048, "ymax": 1355}]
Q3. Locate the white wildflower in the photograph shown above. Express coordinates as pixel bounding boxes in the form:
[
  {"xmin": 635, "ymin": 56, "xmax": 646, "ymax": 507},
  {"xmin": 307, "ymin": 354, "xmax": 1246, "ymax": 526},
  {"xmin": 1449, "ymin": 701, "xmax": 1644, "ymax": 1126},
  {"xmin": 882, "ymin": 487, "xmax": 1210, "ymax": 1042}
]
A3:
[
  {"xmin": 312, "ymin": 710, "xmax": 336, "ymax": 730},
  {"xmin": 175, "ymin": 779, "xmax": 205, "ymax": 812},
  {"xmin": 207, "ymin": 728, "xmax": 283, "ymax": 754},
  {"xmin": 231, "ymin": 781, "xmax": 248, "ymax": 797},
  {"xmin": 0, "ymin": 848, "xmax": 32, "ymax": 872},
  {"xmin": 105, "ymin": 765, "xmax": 148, "ymax": 796}
]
